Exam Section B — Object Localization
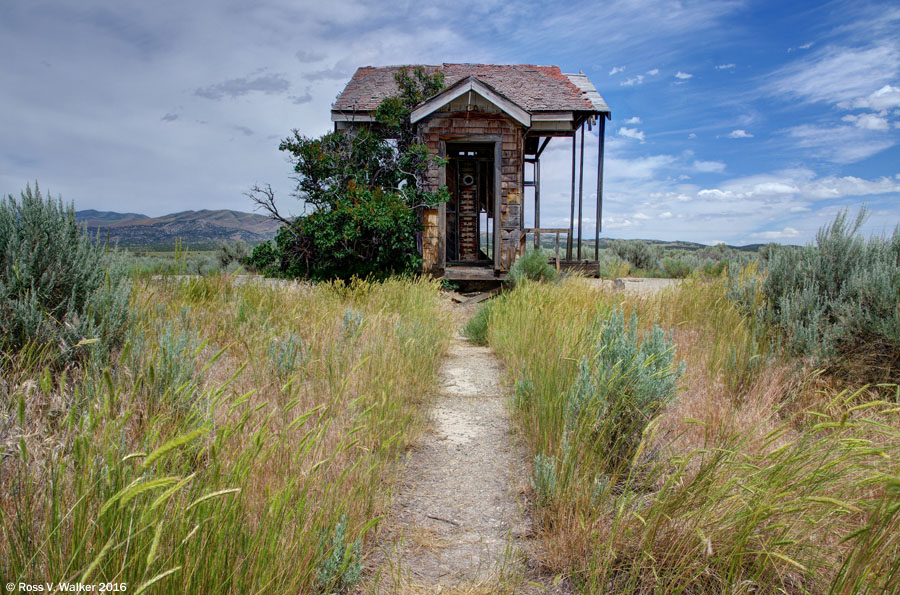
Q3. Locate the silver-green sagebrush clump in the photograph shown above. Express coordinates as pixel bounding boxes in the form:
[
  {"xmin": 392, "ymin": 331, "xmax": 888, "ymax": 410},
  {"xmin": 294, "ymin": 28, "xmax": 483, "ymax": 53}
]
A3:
[
  {"xmin": 729, "ymin": 208, "xmax": 900, "ymax": 384},
  {"xmin": 507, "ymin": 248, "xmax": 557, "ymax": 287},
  {"xmin": 315, "ymin": 515, "xmax": 362, "ymax": 592},
  {"xmin": 566, "ymin": 309, "xmax": 684, "ymax": 471},
  {"xmin": 0, "ymin": 183, "xmax": 132, "ymax": 367}
]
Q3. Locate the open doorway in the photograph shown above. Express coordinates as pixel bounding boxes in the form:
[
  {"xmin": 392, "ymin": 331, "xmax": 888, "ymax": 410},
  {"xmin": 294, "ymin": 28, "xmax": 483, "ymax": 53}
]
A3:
[{"xmin": 446, "ymin": 143, "xmax": 495, "ymax": 265}]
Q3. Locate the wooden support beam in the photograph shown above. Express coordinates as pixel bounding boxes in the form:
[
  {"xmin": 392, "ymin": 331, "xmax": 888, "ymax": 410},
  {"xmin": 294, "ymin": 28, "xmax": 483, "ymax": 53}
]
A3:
[
  {"xmin": 567, "ymin": 133, "xmax": 575, "ymax": 261},
  {"xmin": 534, "ymin": 157, "xmax": 541, "ymax": 250},
  {"xmin": 577, "ymin": 121, "xmax": 585, "ymax": 261},
  {"xmin": 595, "ymin": 117, "xmax": 605, "ymax": 261}
]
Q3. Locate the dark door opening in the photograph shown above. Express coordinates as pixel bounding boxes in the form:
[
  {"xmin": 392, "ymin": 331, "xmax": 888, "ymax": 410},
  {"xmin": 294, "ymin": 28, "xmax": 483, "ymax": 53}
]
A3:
[{"xmin": 446, "ymin": 143, "xmax": 495, "ymax": 264}]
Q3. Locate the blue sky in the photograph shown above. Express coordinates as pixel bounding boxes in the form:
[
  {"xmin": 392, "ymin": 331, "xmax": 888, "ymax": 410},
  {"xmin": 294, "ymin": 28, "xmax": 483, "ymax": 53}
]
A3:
[{"xmin": 1, "ymin": 0, "xmax": 899, "ymax": 245}]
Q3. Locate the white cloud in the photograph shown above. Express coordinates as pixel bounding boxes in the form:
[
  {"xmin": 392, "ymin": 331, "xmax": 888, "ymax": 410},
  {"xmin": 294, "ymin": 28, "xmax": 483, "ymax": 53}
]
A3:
[
  {"xmin": 624, "ymin": 116, "xmax": 642, "ymax": 124},
  {"xmin": 841, "ymin": 112, "xmax": 890, "ymax": 131},
  {"xmin": 849, "ymin": 84, "xmax": 900, "ymax": 112},
  {"xmin": 609, "ymin": 65, "xmax": 626, "ymax": 75},
  {"xmin": 634, "ymin": 212, "xmax": 651, "ymax": 220},
  {"xmin": 646, "ymin": 68, "xmax": 660, "ymax": 76},
  {"xmin": 621, "ymin": 75, "xmax": 645, "ymax": 86},
  {"xmin": 697, "ymin": 188, "xmax": 733, "ymax": 199},
  {"xmin": 715, "ymin": 63, "xmax": 735, "ymax": 69},
  {"xmin": 688, "ymin": 132, "xmax": 697, "ymax": 139},
  {"xmin": 659, "ymin": 211, "xmax": 673, "ymax": 219},
  {"xmin": 699, "ymin": 170, "xmax": 900, "ymax": 202},
  {"xmin": 751, "ymin": 227, "xmax": 801, "ymax": 239},
  {"xmin": 726, "ymin": 129, "xmax": 753, "ymax": 138},
  {"xmin": 617, "ymin": 127, "xmax": 646, "ymax": 142},
  {"xmin": 693, "ymin": 159, "xmax": 726, "ymax": 173},
  {"xmin": 675, "ymin": 71, "xmax": 693, "ymax": 79}
]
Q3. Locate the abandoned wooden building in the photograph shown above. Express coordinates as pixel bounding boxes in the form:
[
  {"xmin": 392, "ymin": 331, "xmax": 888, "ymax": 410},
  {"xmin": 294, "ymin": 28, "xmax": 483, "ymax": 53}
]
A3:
[{"xmin": 332, "ymin": 64, "xmax": 610, "ymax": 280}]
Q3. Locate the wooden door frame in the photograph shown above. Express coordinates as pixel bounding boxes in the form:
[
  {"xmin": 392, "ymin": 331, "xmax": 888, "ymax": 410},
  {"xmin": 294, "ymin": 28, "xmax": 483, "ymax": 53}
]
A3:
[{"xmin": 438, "ymin": 135, "xmax": 502, "ymax": 271}]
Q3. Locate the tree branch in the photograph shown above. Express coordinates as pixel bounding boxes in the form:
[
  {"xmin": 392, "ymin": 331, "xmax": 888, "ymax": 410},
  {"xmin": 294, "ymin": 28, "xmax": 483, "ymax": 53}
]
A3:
[{"xmin": 245, "ymin": 184, "xmax": 294, "ymax": 227}]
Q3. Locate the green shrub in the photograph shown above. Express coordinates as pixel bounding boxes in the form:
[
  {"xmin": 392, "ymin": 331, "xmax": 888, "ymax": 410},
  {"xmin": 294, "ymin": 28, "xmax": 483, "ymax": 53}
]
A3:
[
  {"xmin": 250, "ymin": 67, "xmax": 448, "ymax": 281},
  {"xmin": 0, "ymin": 183, "xmax": 131, "ymax": 366},
  {"xmin": 216, "ymin": 239, "xmax": 250, "ymax": 270},
  {"xmin": 566, "ymin": 309, "xmax": 684, "ymax": 470},
  {"xmin": 609, "ymin": 239, "xmax": 661, "ymax": 272},
  {"xmin": 734, "ymin": 209, "xmax": 900, "ymax": 383},
  {"xmin": 597, "ymin": 253, "xmax": 631, "ymax": 279},
  {"xmin": 245, "ymin": 238, "xmax": 280, "ymax": 275},
  {"xmin": 508, "ymin": 249, "xmax": 557, "ymax": 287},
  {"xmin": 661, "ymin": 255, "xmax": 697, "ymax": 278}
]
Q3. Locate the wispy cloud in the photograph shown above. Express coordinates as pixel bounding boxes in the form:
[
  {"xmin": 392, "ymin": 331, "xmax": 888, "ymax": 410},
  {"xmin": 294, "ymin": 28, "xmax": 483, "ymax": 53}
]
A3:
[
  {"xmin": 609, "ymin": 65, "xmax": 625, "ymax": 75},
  {"xmin": 624, "ymin": 116, "xmax": 642, "ymax": 124},
  {"xmin": 769, "ymin": 43, "xmax": 900, "ymax": 106},
  {"xmin": 785, "ymin": 124, "xmax": 894, "ymax": 163},
  {"xmin": 621, "ymin": 75, "xmax": 645, "ymax": 86},
  {"xmin": 726, "ymin": 129, "xmax": 753, "ymax": 138},
  {"xmin": 295, "ymin": 49, "xmax": 326, "ymax": 63},
  {"xmin": 161, "ymin": 113, "xmax": 178, "ymax": 122},
  {"xmin": 646, "ymin": 68, "xmax": 659, "ymax": 76},
  {"xmin": 675, "ymin": 71, "xmax": 693, "ymax": 79},
  {"xmin": 195, "ymin": 73, "xmax": 291, "ymax": 100},
  {"xmin": 290, "ymin": 88, "xmax": 314, "ymax": 105},
  {"xmin": 787, "ymin": 41, "xmax": 814, "ymax": 53},
  {"xmin": 693, "ymin": 159, "xmax": 726, "ymax": 172},
  {"xmin": 715, "ymin": 63, "xmax": 735, "ymax": 69},
  {"xmin": 304, "ymin": 66, "xmax": 354, "ymax": 81}
]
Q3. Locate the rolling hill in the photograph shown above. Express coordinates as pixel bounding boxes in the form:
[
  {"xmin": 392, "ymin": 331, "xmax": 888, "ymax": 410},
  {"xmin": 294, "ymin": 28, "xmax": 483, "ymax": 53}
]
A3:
[{"xmin": 76, "ymin": 209, "xmax": 281, "ymax": 249}]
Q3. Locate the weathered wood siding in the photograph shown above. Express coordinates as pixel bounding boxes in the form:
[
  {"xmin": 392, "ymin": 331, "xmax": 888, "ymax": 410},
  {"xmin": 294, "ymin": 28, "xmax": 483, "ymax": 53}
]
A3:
[
  {"xmin": 419, "ymin": 112, "xmax": 523, "ymax": 272},
  {"xmin": 422, "ymin": 208, "xmax": 440, "ymax": 274}
]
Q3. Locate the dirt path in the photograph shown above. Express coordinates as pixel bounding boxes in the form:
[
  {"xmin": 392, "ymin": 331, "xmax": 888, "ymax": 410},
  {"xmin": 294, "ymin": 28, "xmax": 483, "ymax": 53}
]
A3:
[{"xmin": 365, "ymin": 319, "xmax": 554, "ymax": 594}]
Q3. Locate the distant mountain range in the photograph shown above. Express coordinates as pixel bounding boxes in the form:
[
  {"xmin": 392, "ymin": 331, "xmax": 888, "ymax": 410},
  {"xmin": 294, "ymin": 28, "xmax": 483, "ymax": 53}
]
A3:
[
  {"xmin": 528, "ymin": 235, "xmax": 765, "ymax": 253},
  {"xmin": 76, "ymin": 209, "xmax": 281, "ymax": 249}
]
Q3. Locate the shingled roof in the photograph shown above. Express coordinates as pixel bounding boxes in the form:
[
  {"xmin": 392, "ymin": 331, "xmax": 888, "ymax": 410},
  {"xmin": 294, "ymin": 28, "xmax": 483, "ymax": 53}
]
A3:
[{"xmin": 332, "ymin": 64, "xmax": 610, "ymax": 115}]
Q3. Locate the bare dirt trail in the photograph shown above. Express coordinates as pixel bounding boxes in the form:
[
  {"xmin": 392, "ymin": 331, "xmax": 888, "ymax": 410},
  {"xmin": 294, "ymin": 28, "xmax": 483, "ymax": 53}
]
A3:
[
  {"xmin": 364, "ymin": 306, "xmax": 560, "ymax": 594},
  {"xmin": 360, "ymin": 279, "xmax": 679, "ymax": 593}
]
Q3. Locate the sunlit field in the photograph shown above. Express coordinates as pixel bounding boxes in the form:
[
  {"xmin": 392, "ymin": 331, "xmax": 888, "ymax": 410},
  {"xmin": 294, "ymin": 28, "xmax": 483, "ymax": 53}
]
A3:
[
  {"xmin": 2, "ymin": 274, "xmax": 450, "ymax": 593},
  {"xmin": 482, "ymin": 276, "xmax": 899, "ymax": 592}
]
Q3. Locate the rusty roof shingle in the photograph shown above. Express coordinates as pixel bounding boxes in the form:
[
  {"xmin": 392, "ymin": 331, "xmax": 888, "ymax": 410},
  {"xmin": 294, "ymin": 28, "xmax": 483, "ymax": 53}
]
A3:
[{"xmin": 332, "ymin": 64, "xmax": 610, "ymax": 114}]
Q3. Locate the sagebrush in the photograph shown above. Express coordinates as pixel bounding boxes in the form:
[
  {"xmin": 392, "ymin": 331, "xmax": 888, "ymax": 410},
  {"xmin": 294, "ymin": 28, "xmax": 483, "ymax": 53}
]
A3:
[{"xmin": 0, "ymin": 183, "xmax": 131, "ymax": 367}]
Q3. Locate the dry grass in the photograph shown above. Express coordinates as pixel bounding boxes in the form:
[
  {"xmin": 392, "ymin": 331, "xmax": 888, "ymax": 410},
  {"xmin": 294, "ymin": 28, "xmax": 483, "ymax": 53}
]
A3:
[
  {"xmin": 485, "ymin": 275, "xmax": 900, "ymax": 593},
  {"xmin": 1, "ymin": 274, "xmax": 451, "ymax": 593}
]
